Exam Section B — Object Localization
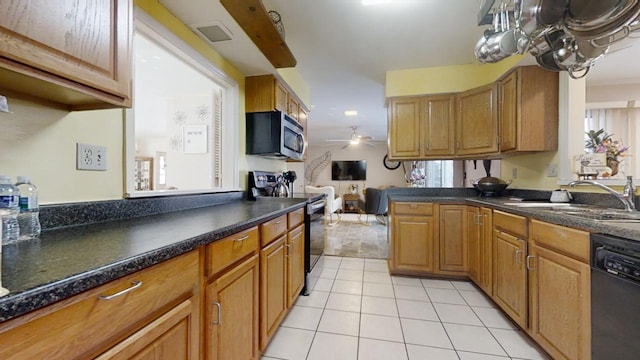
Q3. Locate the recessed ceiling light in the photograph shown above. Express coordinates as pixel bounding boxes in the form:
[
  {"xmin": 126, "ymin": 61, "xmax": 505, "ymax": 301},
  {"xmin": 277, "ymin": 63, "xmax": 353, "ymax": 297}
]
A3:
[{"xmin": 345, "ymin": 110, "xmax": 358, "ymax": 116}]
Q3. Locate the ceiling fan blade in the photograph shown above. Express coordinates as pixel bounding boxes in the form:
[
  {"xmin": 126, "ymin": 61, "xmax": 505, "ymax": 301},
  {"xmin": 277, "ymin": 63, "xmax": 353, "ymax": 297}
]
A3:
[
  {"xmin": 358, "ymin": 135, "xmax": 375, "ymax": 140},
  {"xmin": 363, "ymin": 141, "xmax": 376, "ymax": 147},
  {"xmin": 325, "ymin": 139, "xmax": 351, "ymax": 142},
  {"xmin": 341, "ymin": 143, "xmax": 350, "ymax": 149}
]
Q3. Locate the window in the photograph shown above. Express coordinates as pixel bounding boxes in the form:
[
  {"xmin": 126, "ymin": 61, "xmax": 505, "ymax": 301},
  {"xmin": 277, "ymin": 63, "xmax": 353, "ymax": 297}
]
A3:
[
  {"xmin": 584, "ymin": 108, "xmax": 640, "ymax": 179},
  {"xmin": 407, "ymin": 160, "xmax": 457, "ymax": 187},
  {"xmin": 125, "ymin": 10, "xmax": 239, "ymax": 197}
]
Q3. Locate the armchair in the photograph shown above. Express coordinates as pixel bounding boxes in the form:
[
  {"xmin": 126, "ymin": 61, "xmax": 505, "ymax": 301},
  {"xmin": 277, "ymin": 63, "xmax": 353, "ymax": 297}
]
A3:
[
  {"xmin": 363, "ymin": 188, "xmax": 388, "ymax": 225},
  {"xmin": 305, "ymin": 185, "xmax": 342, "ymax": 223}
]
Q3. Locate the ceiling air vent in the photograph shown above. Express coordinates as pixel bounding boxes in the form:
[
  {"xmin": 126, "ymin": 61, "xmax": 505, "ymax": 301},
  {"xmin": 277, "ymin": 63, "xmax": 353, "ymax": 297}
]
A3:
[{"xmin": 192, "ymin": 22, "xmax": 233, "ymax": 44}]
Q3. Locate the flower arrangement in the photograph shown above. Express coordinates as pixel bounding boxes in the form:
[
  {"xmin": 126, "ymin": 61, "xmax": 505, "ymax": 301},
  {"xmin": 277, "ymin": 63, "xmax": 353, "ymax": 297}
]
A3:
[
  {"xmin": 585, "ymin": 128, "xmax": 629, "ymax": 176},
  {"xmin": 585, "ymin": 129, "xmax": 629, "ymax": 160}
]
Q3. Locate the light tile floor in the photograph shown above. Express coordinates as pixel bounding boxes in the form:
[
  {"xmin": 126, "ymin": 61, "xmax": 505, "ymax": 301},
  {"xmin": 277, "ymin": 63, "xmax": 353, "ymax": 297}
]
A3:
[{"xmin": 262, "ymin": 255, "xmax": 550, "ymax": 360}]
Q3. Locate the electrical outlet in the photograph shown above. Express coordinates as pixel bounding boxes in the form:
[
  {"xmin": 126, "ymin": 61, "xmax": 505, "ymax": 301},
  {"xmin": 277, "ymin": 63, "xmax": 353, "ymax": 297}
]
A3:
[
  {"xmin": 512, "ymin": 167, "xmax": 518, "ymax": 179},
  {"xmin": 77, "ymin": 143, "xmax": 107, "ymax": 171},
  {"xmin": 547, "ymin": 163, "xmax": 558, "ymax": 177}
]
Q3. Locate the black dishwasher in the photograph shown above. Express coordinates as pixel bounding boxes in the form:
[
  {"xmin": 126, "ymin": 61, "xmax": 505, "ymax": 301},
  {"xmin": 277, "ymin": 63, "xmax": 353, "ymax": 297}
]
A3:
[{"xmin": 591, "ymin": 233, "xmax": 640, "ymax": 360}]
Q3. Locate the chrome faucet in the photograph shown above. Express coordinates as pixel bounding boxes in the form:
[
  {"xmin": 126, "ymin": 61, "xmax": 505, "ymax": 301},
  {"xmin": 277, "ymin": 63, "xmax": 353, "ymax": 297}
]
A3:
[{"xmin": 568, "ymin": 177, "xmax": 637, "ymax": 212}]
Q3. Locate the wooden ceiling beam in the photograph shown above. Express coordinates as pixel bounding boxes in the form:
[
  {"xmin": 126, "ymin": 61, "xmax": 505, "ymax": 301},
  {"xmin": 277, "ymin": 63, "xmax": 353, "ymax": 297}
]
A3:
[{"xmin": 220, "ymin": 0, "xmax": 297, "ymax": 68}]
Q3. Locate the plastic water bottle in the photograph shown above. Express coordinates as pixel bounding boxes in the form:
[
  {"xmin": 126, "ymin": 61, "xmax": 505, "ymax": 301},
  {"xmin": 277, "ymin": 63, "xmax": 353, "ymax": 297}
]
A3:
[
  {"xmin": 15, "ymin": 176, "xmax": 41, "ymax": 240},
  {"xmin": 0, "ymin": 175, "xmax": 20, "ymax": 244}
]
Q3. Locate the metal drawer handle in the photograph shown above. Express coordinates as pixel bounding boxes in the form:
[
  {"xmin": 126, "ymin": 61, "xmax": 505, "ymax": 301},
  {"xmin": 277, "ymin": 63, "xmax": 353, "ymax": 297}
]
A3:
[
  {"xmin": 212, "ymin": 301, "xmax": 222, "ymax": 325},
  {"xmin": 98, "ymin": 281, "xmax": 142, "ymax": 300},
  {"xmin": 234, "ymin": 235, "xmax": 249, "ymax": 242},
  {"xmin": 526, "ymin": 255, "xmax": 536, "ymax": 270}
]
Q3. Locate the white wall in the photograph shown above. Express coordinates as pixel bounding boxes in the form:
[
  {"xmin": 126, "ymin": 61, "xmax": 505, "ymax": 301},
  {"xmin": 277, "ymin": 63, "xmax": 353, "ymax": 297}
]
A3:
[{"xmin": 304, "ymin": 144, "xmax": 407, "ymax": 195}]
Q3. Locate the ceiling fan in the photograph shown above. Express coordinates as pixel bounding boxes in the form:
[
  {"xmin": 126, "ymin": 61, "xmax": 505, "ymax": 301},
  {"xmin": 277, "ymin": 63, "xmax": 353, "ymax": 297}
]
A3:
[{"xmin": 325, "ymin": 126, "xmax": 376, "ymax": 149}]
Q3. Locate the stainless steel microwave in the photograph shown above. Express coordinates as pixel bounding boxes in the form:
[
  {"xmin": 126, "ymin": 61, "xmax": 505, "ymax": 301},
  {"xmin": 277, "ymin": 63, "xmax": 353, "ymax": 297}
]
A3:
[{"xmin": 246, "ymin": 111, "xmax": 306, "ymax": 160}]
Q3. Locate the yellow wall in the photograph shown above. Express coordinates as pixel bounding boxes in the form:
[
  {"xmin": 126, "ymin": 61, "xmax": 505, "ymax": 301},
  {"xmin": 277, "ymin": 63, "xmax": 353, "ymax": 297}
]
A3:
[
  {"xmin": 0, "ymin": 0, "xmax": 267, "ymax": 204},
  {"xmin": 385, "ymin": 56, "xmax": 524, "ymax": 97},
  {"xmin": 278, "ymin": 68, "xmax": 311, "ymax": 109},
  {"xmin": 501, "ymin": 152, "xmax": 560, "ymax": 190}
]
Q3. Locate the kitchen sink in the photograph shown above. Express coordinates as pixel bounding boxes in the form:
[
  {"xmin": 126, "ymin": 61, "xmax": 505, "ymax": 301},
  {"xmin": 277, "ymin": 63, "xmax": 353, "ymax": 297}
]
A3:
[{"xmin": 552, "ymin": 206, "xmax": 640, "ymax": 222}]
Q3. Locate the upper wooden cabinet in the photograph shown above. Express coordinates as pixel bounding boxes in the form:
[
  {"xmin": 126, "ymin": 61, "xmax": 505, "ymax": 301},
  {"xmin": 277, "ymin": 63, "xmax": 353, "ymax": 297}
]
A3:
[
  {"xmin": 0, "ymin": 0, "xmax": 132, "ymax": 109},
  {"xmin": 457, "ymin": 83, "xmax": 499, "ymax": 156},
  {"xmin": 387, "ymin": 95, "xmax": 456, "ymax": 160},
  {"xmin": 386, "ymin": 66, "xmax": 558, "ymax": 160},
  {"xmin": 499, "ymin": 66, "xmax": 559, "ymax": 153},
  {"xmin": 245, "ymin": 74, "xmax": 308, "ymax": 119}
]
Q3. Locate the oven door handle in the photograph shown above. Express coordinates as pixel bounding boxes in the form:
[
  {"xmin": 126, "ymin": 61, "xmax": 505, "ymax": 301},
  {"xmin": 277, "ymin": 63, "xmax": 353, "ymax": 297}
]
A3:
[{"xmin": 308, "ymin": 200, "xmax": 325, "ymax": 212}]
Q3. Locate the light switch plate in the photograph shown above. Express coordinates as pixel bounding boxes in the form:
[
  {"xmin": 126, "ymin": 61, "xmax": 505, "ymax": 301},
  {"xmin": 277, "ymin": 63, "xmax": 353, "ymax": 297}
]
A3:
[
  {"xmin": 77, "ymin": 143, "xmax": 107, "ymax": 171},
  {"xmin": 547, "ymin": 163, "xmax": 558, "ymax": 177}
]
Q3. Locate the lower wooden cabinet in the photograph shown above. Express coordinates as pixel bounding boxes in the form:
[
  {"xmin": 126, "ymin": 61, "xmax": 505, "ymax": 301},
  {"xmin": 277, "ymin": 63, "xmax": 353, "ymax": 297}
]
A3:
[
  {"xmin": 529, "ymin": 220, "xmax": 591, "ymax": 360},
  {"xmin": 438, "ymin": 205, "xmax": 467, "ymax": 273},
  {"xmin": 206, "ymin": 254, "xmax": 260, "ymax": 360},
  {"xmin": 389, "ymin": 202, "xmax": 436, "ymax": 274},
  {"xmin": 493, "ymin": 229, "xmax": 528, "ymax": 329},
  {"xmin": 467, "ymin": 207, "xmax": 481, "ymax": 283},
  {"xmin": 468, "ymin": 207, "xmax": 493, "ymax": 295},
  {"xmin": 0, "ymin": 251, "xmax": 200, "ymax": 360},
  {"xmin": 287, "ymin": 224, "xmax": 305, "ymax": 308},
  {"xmin": 260, "ymin": 235, "xmax": 288, "ymax": 351},
  {"xmin": 96, "ymin": 299, "xmax": 197, "ymax": 360}
]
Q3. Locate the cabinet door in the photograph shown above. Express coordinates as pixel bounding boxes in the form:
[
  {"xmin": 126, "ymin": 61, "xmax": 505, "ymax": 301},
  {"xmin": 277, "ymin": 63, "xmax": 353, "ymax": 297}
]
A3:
[
  {"xmin": 457, "ymin": 83, "xmax": 498, "ymax": 156},
  {"xmin": 287, "ymin": 224, "xmax": 305, "ymax": 308},
  {"xmin": 95, "ymin": 299, "xmax": 197, "ymax": 360},
  {"xmin": 439, "ymin": 205, "xmax": 468, "ymax": 273},
  {"xmin": 206, "ymin": 254, "xmax": 260, "ymax": 360},
  {"xmin": 499, "ymin": 70, "xmax": 518, "ymax": 152},
  {"xmin": 391, "ymin": 215, "xmax": 435, "ymax": 273},
  {"xmin": 0, "ymin": 0, "xmax": 131, "ymax": 104},
  {"xmin": 423, "ymin": 95, "xmax": 456, "ymax": 157},
  {"xmin": 467, "ymin": 207, "xmax": 480, "ymax": 283},
  {"xmin": 260, "ymin": 236, "xmax": 287, "ymax": 351},
  {"xmin": 493, "ymin": 230, "xmax": 527, "ymax": 328},
  {"xmin": 529, "ymin": 244, "xmax": 590, "ymax": 360},
  {"xmin": 288, "ymin": 95, "xmax": 300, "ymax": 121},
  {"xmin": 388, "ymin": 97, "xmax": 421, "ymax": 158},
  {"xmin": 479, "ymin": 208, "xmax": 493, "ymax": 296},
  {"xmin": 274, "ymin": 80, "xmax": 289, "ymax": 113}
]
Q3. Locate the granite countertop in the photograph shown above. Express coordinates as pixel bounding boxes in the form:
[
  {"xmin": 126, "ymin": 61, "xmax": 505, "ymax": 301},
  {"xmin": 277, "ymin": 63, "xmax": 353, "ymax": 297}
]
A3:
[
  {"xmin": 388, "ymin": 194, "xmax": 640, "ymax": 241},
  {"xmin": 0, "ymin": 196, "xmax": 313, "ymax": 323}
]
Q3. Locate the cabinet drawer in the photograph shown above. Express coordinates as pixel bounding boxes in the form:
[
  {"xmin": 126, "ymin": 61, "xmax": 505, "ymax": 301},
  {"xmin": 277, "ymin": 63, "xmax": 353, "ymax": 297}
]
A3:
[
  {"xmin": 0, "ymin": 251, "xmax": 199, "ymax": 360},
  {"xmin": 261, "ymin": 215, "xmax": 288, "ymax": 247},
  {"xmin": 206, "ymin": 227, "xmax": 259, "ymax": 277},
  {"xmin": 393, "ymin": 202, "xmax": 434, "ymax": 216},
  {"xmin": 530, "ymin": 219, "xmax": 590, "ymax": 263},
  {"xmin": 288, "ymin": 208, "xmax": 304, "ymax": 229},
  {"xmin": 493, "ymin": 210, "xmax": 527, "ymax": 238}
]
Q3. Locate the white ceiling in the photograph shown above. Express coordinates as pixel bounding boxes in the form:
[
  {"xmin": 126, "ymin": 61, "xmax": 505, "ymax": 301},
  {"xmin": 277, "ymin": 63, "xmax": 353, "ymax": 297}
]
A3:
[{"xmin": 158, "ymin": 0, "xmax": 640, "ymax": 146}]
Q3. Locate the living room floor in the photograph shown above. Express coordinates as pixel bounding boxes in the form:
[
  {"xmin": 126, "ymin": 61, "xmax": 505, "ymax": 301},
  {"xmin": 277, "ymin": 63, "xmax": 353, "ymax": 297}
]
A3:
[
  {"xmin": 262, "ymin": 256, "xmax": 549, "ymax": 360},
  {"xmin": 323, "ymin": 213, "xmax": 388, "ymax": 259}
]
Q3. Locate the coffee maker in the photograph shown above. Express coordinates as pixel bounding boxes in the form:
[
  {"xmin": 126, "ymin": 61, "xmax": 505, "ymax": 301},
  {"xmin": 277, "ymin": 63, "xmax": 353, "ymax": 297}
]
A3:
[
  {"xmin": 283, "ymin": 171, "xmax": 297, "ymax": 196},
  {"xmin": 247, "ymin": 171, "xmax": 278, "ymax": 200}
]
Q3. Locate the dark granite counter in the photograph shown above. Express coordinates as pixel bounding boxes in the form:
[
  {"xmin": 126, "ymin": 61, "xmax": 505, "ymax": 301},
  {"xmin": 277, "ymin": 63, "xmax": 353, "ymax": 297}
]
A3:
[
  {"xmin": 387, "ymin": 190, "xmax": 640, "ymax": 242},
  {"xmin": 0, "ymin": 196, "xmax": 309, "ymax": 323}
]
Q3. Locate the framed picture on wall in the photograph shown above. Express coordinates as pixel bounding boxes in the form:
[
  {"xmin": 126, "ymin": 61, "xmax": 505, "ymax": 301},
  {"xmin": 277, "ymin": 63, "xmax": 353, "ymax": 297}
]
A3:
[{"xmin": 183, "ymin": 124, "xmax": 208, "ymax": 154}]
